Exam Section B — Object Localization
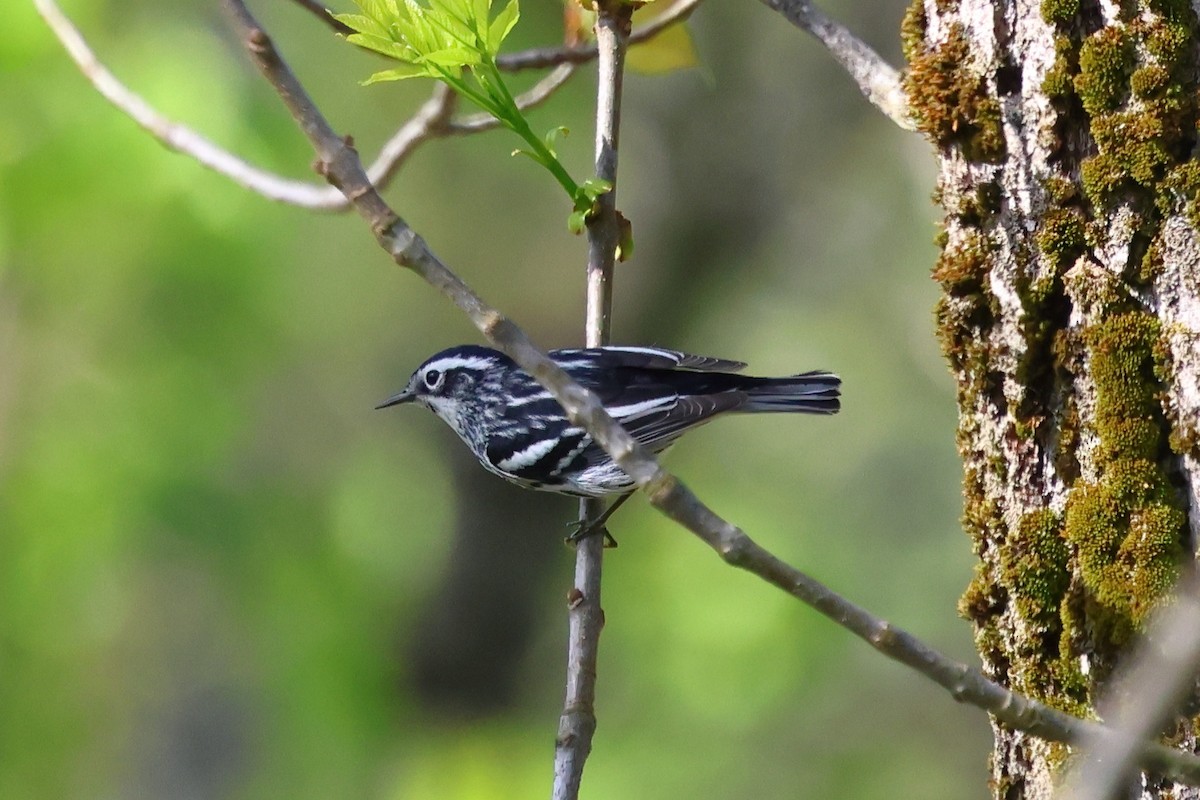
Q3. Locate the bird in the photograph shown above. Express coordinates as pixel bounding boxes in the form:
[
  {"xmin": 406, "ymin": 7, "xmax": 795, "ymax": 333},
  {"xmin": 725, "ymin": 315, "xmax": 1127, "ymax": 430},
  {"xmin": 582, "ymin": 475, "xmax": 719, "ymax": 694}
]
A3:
[{"xmin": 376, "ymin": 344, "xmax": 840, "ymax": 542}]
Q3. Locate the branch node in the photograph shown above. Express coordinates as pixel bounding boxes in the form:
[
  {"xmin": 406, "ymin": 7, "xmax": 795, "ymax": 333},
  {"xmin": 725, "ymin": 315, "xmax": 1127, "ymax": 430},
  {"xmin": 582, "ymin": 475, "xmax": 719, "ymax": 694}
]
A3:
[
  {"xmin": 480, "ymin": 310, "xmax": 508, "ymax": 340},
  {"xmin": 717, "ymin": 532, "xmax": 752, "ymax": 566},
  {"xmin": 346, "ymin": 182, "xmax": 374, "ymax": 202},
  {"xmin": 567, "ymin": 587, "xmax": 585, "ymax": 609},
  {"xmin": 645, "ymin": 472, "xmax": 678, "ymax": 504},
  {"xmin": 380, "ymin": 213, "xmax": 409, "ymax": 243},
  {"xmin": 869, "ymin": 622, "xmax": 895, "ymax": 648},
  {"xmin": 246, "ymin": 28, "xmax": 270, "ymax": 54}
]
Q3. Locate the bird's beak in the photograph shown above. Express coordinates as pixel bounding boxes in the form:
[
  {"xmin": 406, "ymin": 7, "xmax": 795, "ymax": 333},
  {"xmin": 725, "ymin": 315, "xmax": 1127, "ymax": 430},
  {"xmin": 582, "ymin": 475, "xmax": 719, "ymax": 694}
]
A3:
[{"xmin": 375, "ymin": 389, "xmax": 415, "ymax": 410}]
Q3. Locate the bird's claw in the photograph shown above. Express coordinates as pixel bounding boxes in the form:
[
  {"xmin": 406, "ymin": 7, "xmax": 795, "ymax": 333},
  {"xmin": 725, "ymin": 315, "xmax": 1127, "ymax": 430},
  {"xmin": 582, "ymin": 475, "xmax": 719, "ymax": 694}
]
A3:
[{"xmin": 564, "ymin": 518, "xmax": 618, "ymax": 548}]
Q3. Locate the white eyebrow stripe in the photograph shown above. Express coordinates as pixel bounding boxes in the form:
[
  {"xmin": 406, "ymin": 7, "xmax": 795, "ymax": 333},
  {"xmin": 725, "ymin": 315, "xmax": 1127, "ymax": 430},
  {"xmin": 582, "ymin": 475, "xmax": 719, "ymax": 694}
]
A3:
[
  {"xmin": 422, "ymin": 355, "xmax": 495, "ymax": 373},
  {"xmin": 497, "ymin": 437, "xmax": 560, "ymax": 471}
]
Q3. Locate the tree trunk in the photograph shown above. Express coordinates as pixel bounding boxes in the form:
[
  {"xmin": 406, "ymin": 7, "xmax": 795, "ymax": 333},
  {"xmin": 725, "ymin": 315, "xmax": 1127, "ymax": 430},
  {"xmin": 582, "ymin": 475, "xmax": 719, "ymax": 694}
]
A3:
[{"xmin": 903, "ymin": 0, "xmax": 1200, "ymax": 796}]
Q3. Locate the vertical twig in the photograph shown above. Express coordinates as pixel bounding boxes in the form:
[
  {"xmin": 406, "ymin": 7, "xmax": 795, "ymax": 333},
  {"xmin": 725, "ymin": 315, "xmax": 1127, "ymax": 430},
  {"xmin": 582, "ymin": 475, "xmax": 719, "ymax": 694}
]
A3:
[{"xmin": 551, "ymin": 3, "xmax": 633, "ymax": 799}]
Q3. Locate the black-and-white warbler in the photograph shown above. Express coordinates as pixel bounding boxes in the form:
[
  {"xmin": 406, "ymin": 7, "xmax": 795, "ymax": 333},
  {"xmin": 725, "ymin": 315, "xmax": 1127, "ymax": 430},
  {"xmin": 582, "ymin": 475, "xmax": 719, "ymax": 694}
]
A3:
[{"xmin": 377, "ymin": 345, "xmax": 840, "ymax": 537}]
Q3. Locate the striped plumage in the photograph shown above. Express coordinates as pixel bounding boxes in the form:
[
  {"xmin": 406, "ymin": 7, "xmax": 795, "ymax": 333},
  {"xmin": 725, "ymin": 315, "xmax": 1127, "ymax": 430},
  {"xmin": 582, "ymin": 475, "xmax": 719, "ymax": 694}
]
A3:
[{"xmin": 377, "ymin": 345, "xmax": 840, "ymax": 499}]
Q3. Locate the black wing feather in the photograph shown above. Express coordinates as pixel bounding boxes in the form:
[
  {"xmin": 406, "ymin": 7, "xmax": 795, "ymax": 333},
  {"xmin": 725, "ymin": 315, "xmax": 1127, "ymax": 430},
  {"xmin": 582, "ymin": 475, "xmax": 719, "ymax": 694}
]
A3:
[{"xmin": 550, "ymin": 346, "xmax": 747, "ymax": 373}]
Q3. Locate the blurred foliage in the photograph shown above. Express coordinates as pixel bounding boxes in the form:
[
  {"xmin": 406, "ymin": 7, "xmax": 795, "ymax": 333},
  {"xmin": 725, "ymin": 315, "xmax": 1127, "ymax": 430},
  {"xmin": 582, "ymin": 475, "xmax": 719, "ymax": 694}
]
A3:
[{"xmin": 2, "ymin": 0, "xmax": 988, "ymax": 798}]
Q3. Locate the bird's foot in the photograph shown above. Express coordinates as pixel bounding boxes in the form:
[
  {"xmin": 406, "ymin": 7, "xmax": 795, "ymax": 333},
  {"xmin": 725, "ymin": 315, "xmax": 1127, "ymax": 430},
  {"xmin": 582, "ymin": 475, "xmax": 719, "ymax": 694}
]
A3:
[{"xmin": 564, "ymin": 518, "xmax": 618, "ymax": 548}]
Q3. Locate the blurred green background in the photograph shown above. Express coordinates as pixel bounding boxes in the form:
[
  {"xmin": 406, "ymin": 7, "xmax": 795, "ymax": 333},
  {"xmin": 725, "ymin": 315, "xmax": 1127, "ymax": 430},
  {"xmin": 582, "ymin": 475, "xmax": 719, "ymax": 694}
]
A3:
[{"xmin": 2, "ymin": 0, "xmax": 991, "ymax": 797}]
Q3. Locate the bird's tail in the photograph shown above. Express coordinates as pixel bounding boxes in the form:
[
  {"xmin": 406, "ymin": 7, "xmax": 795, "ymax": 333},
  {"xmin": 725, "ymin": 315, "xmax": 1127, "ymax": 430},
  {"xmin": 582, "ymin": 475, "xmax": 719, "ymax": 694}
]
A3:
[{"xmin": 742, "ymin": 371, "xmax": 841, "ymax": 414}]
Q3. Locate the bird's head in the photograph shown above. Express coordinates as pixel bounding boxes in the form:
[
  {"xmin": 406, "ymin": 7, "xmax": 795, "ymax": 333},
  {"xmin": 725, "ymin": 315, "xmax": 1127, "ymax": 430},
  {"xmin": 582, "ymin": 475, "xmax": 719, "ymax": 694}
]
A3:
[{"xmin": 376, "ymin": 345, "xmax": 507, "ymax": 444}]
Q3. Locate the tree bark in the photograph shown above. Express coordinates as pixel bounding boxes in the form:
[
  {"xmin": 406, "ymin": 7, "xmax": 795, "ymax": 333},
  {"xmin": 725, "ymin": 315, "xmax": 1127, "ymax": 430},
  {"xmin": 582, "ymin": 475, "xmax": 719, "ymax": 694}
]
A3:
[{"xmin": 904, "ymin": 0, "xmax": 1200, "ymax": 796}]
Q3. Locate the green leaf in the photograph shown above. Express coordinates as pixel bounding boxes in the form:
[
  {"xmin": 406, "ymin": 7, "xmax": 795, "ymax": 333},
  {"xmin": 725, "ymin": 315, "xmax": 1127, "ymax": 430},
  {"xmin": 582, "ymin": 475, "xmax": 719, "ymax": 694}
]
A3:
[
  {"xmin": 403, "ymin": 0, "xmax": 432, "ymax": 41},
  {"xmin": 419, "ymin": 47, "xmax": 480, "ymax": 67},
  {"xmin": 510, "ymin": 147, "xmax": 549, "ymax": 168},
  {"xmin": 345, "ymin": 32, "xmax": 412, "ymax": 61},
  {"xmin": 357, "ymin": 0, "xmax": 393, "ymax": 21},
  {"xmin": 390, "ymin": 14, "xmax": 427, "ymax": 52},
  {"xmin": 615, "ymin": 213, "xmax": 634, "ymax": 260},
  {"xmin": 542, "ymin": 126, "xmax": 569, "ymax": 156},
  {"xmin": 332, "ymin": 13, "xmax": 389, "ymax": 37},
  {"xmin": 342, "ymin": 0, "xmax": 608, "ymax": 220},
  {"xmin": 471, "ymin": 0, "xmax": 492, "ymax": 36},
  {"xmin": 487, "ymin": 0, "xmax": 520, "ymax": 50},
  {"xmin": 423, "ymin": 8, "xmax": 478, "ymax": 49},
  {"xmin": 580, "ymin": 177, "xmax": 612, "ymax": 199},
  {"xmin": 567, "ymin": 209, "xmax": 588, "ymax": 234},
  {"xmin": 363, "ymin": 65, "xmax": 432, "ymax": 83}
]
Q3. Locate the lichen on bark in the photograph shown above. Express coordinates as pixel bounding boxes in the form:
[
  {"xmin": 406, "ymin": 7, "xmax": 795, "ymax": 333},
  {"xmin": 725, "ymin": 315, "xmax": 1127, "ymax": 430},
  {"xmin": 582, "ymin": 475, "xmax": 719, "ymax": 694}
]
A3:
[{"xmin": 904, "ymin": 0, "xmax": 1200, "ymax": 795}]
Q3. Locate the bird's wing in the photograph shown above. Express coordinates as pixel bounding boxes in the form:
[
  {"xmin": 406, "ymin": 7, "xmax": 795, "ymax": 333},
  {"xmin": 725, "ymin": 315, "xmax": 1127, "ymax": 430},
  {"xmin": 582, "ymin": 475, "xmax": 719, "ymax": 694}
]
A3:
[
  {"xmin": 570, "ymin": 390, "xmax": 748, "ymax": 472},
  {"xmin": 619, "ymin": 392, "xmax": 747, "ymax": 449},
  {"xmin": 549, "ymin": 346, "xmax": 747, "ymax": 373}
]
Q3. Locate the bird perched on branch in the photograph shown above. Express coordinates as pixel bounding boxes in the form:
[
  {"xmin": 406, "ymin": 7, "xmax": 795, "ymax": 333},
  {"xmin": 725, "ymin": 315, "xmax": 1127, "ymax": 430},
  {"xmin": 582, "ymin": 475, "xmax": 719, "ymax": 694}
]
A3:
[{"xmin": 377, "ymin": 344, "xmax": 840, "ymax": 542}]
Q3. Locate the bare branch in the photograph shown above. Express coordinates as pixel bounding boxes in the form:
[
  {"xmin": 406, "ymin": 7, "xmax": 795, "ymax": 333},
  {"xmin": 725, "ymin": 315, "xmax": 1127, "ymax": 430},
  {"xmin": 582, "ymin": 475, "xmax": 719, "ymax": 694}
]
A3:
[
  {"xmin": 35, "ymin": 0, "xmax": 342, "ymax": 207},
  {"xmin": 287, "ymin": 0, "xmax": 353, "ymax": 36},
  {"xmin": 1059, "ymin": 572, "xmax": 1200, "ymax": 800},
  {"xmin": 552, "ymin": 3, "xmax": 633, "ymax": 797},
  {"xmin": 756, "ymin": 0, "xmax": 913, "ymax": 130},
  {"xmin": 495, "ymin": 0, "xmax": 703, "ymax": 71},
  {"xmin": 35, "ymin": 0, "xmax": 576, "ymax": 211}
]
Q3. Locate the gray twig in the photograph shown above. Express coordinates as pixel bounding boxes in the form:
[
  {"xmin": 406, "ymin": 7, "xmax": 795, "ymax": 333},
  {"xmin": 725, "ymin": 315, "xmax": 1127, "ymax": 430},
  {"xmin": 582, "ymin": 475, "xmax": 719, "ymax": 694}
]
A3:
[
  {"xmin": 1059, "ymin": 572, "xmax": 1200, "ymax": 800},
  {"xmin": 756, "ymin": 0, "xmax": 913, "ymax": 129},
  {"xmin": 550, "ymin": 3, "xmax": 633, "ymax": 798},
  {"xmin": 49, "ymin": 0, "xmax": 1200, "ymax": 786}
]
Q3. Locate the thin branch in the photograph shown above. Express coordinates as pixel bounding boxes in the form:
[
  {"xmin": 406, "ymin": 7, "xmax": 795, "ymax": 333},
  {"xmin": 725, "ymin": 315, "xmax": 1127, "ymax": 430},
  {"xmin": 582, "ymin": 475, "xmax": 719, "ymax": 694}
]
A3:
[
  {"xmin": 287, "ymin": 0, "xmax": 353, "ymax": 35},
  {"xmin": 35, "ymin": 0, "xmax": 573, "ymax": 211},
  {"xmin": 1059, "ymin": 571, "xmax": 1200, "ymax": 800},
  {"xmin": 495, "ymin": 0, "xmax": 703, "ymax": 71},
  {"xmin": 81, "ymin": 0, "xmax": 1192, "ymax": 787},
  {"xmin": 35, "ymin": 0, "xmax": 340, "ymax": 207},
  {"xmin": 756, "ymin": 0, "xmax": 913, "ymax": 130},
  {"xmin": 551, "ymin": 3, "xmax": 632, "ymax": 798},
  {"xmin": 655, "ymin": 493, "xmax": 1200, "ymax": 785}
]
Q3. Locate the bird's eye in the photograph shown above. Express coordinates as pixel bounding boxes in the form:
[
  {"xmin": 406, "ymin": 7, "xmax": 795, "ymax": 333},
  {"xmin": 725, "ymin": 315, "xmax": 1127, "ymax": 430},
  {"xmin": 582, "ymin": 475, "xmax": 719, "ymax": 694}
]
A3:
[{"xmin": 424, "ymin": 369, "xmax": 444, "ymax": 390}]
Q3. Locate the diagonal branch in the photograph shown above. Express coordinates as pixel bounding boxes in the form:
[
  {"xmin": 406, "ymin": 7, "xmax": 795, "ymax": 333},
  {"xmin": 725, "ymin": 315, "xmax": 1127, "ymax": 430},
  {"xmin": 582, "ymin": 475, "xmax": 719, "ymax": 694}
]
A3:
[
  {"xmin": 287, "ymin": 0, "xmax": 353, "ymax": 35},
  {"xmin": 756, "ymin": 0, "xmax": 913, "ymax": 130}
]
